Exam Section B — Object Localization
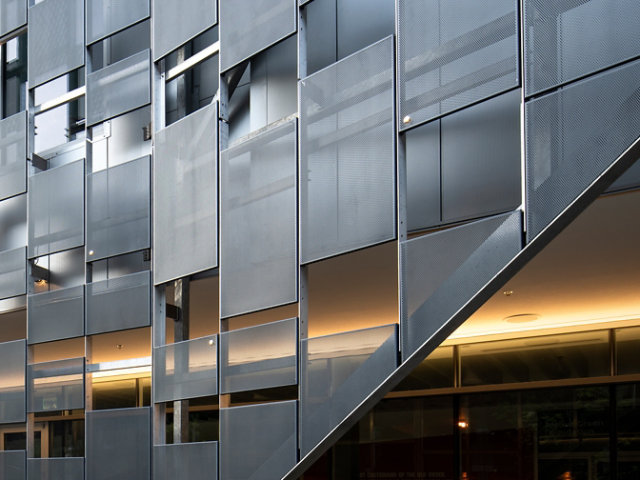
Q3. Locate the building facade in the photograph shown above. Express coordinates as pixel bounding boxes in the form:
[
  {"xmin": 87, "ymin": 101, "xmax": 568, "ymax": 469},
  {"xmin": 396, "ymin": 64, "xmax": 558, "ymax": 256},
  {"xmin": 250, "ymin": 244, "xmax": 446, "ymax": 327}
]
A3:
[{"xmin": 0, "ymin": 0, "xmax": 638, "ymax": 479}]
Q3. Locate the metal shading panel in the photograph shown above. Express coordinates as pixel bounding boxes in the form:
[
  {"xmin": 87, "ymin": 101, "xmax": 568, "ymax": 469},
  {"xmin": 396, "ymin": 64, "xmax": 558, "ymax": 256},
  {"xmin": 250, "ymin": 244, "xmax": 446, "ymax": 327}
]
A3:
[
  {"xmin": 526, "ymin": 60, "xmax": 640, "ymax": 242},
  {"xmin": 0, "ymin": 111, "xmax": 27, "ymax": 201},
  {"xmin": 153, "ymin": 442, "xmax": 218, "ymax": 480},
  {"xmin": 27, "ymin": 458, "xmax": 84, "ymax": 480},
  {"xmin": 220, "ymin": 400, "xmax": 297, "ymax": 480},
  {"xmin": 0, "ymin": 0, "xmax": 26, "ymax": 37},
  {"xmin": 153, "ymin": 102, "xmax": 218, "ymax": 285},
  {"xmin": 28, "ymin": 358, "xmax": 84, "ymax": 412},
  {"xmin": 87, "ymin": 156, "xmax": 150, "ymax": 261},
  {"xmin": 0, "ymin": 339, "xmax": 26, "ymax": 423},
  {"xmin": 86, "ymin": 407, "xmax": 151, "ymax": 480},
  {"xmin": 220, "ymin": 0, "xmax": 296, "ymax": 72},
  {"xmin": 300, "ymin": 325, "xmax": 398, "ymax": 456},
  {"xmin": 86, "ymin": 0, "xmax": 149, "ymax": 44},
  {"xmin": 27, "ymin": 160, "xmax": 84, "ymax": 258},
  {"xmin": 220, "ymin": 120, "xmax": 297, "ymax": 318},
  {"xmin": 28, "ymin": 0, "xmax": 84, "ymax": 88},
  {"xmin": 300, "ymin": 36, "xmax": 395, "ymax": 263},
  {"xmin": 87, "ymin": 50, "xmax": 151, "ymax": 126},
  {"xmin": 400, "ymin": 212, "xmax": 521, "ymax": 359},
  {"xmin": 0, "ymin": 451, "xmax": 25, "ymax": 480},
  {"xmin": 0, "ymin": 247, "xmax": 26, "ymax": 300},
  {"xmin": 525, "ymin": 0, "xmax": 640, "ymax": 96},
  {"xmin": 398, "ymin": 0, "xmax": 518, "ymax": 130},
  {"xmin": 27, "ymin": 286, "xmax": 84, "ymax": 344}
]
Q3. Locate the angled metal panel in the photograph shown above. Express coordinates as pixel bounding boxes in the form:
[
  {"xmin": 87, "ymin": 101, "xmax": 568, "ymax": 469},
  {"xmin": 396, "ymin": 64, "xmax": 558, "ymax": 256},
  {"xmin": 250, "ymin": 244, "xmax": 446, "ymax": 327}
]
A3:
[
  {"xmin": 27, "ymin": 286, "xmax": 84, "ymax": 344},
  {"xmin": 0, "ymin": 111, "xmax": 27, "ymax": 201},
  {"xmin": 27, "ymin": 358, "xmax": 84, "ymax": 412},
  {"xmin": 0, "ymin": 0, "xmax": 26, "ymax": 37},
  {"xmin": 0, "ymin": 339, "xmax": 26, "ymax": 423},
  {"xmin": 27, "ymin": 458, "xmax": 84, "ymax": 480},
  {"xmin": 86, "ymin": 0, "xmax": 150, "ymax": 44},
  {"xmin": 0, "ymin": 194, "xmax": 26, "ymax": 252},
  {"xmin": 0, "ymin": 451, "xmax": 25, "ymax": 480},
  {"xmin": 0, "ymin": 247, "xmax": 26, "ymax": 300},
  {"xmin": 153, "ymin": 442, "xmax": 217, "ymax": 480}
]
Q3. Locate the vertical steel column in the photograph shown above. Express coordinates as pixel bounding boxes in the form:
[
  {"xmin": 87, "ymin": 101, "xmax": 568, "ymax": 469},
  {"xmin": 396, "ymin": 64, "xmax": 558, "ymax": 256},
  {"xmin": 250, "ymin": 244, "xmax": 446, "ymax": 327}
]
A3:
[{"xmin": 172, "ymin": 277, "xmax": 190, "ymax": 443}]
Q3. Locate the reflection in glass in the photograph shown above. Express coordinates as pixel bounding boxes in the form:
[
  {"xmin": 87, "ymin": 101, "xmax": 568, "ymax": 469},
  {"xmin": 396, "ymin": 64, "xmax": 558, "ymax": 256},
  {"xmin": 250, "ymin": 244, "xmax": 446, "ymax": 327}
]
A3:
[
  {"xmin": 34, "ymin": 99, "xmax": 85, "ymax": 154},
  {"xmin": 2, "ymin": 34, "xmax": 27, "ymax": 119}
]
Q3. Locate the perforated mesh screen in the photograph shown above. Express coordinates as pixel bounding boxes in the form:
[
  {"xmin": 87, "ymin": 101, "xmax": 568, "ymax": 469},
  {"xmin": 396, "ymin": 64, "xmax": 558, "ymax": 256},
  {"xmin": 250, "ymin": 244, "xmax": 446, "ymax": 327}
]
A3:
[
  {"xmin": 526, "ymin": 60, "xmax": 640, "ymax": 241},
  {"xmin": 27, "ymin": 458, "xmax": 84, "ymax": 480},
  {"xmin": 0, "ymin": 111, "xmax": 26, "ymax": 201},
  {"xmin": 27, "ymin": 286, "xmax": 84, "ymax": 344},
  {"xmin": 524, "ymin": 0, "xmax": 640, "ymax": 96},
  {"xmin": 220, "ymin": 120, "xmax": 297, "ymax": 317},
  {"xmin": 0, "ymin": 339, "xmax": 25, "ymax": 423},
  {"xmin": 398, "ymin": 0, "xmax": 518, "ymax": 130},
  {"xmin": 154, "ymin": 442, "xmax": 217, "ymax": 480},
  {"xmin": 0, "ymin": 247, "xmax": 25, "ymax": 300},
  {"xmin": 0, "ymin": 451, "xmax": 25, "ymax": 480},
  {"xmin": 28, "ymin": 358, "xmax": 84, "ymax": 412},
  {"xmin": 0, "ymin": 0, "xmax": 26, "ymax": 37},
  {"xmin": 300, "ymin": 36, "xmax": 395, "ymax": 263},
  {"xmin": 86, "ymin": 0, "xmax": 149, "ymax": 44}
]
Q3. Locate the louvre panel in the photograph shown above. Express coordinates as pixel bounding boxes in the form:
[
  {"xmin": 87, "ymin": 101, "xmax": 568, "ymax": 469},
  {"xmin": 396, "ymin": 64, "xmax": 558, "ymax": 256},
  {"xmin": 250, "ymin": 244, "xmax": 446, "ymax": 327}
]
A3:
[
  {"xmin": 153, "ymin": 442, "xmax": 217, "ymax": 480},
  {"xmin": 220, "ymin": 317, "xmax": 297, "ymax": 394},
  {"xmin": 0, "ymin": 451, "xmax": 25, "ymax": 480},
  {"xmin": 86, "ymin": 49, "xmax": 151, "ymax": 126},
  {"xmin": 0, "ymin": 339, "xmax": 26, "ymax": 423},
  {"xmin": 300, "ymin": 325, "xmax": 398, "ymax": 456},
  {"xmin": 27, "ymin": 286, "xmax": 84, "ymax": 344},
  {"xmin": 0, "ymin": 194, "xmax": 26, "ymax": 252},
  {"xmin": 220, "ymin": 0, "xmax": 296, "ymax": 72},
  {"xmin": 220, "ymin": 400, "xmax": 296, "ymax": 480},
  {"xmin": 85, "ymin": 271, "xmax": 150, "ymax": 334},
  {"xmin": 300, "ymin": 36, "xmax": 395, "ymax": 263},
  {"xmin": 28, "ymin": 0, "xmax": 84, "ymax": 87},
  {"xmin": 27, "ymin": 458, "xmax": 83, "ymax": 480},
  {"xmin": 0, "ymin": 111, "xmax": 27, "ymax": 201},
  {"xmin": 526, "ymin": 60, "xmax": 640, "ymax": 241},
  {"xmin": 0, "ymin": 0, "xmax": 26, "ymax": 37},
  {"xmin": 153, "ymin": 335, "xmax": 217, "ymax": 403},
  {"xmin": 400, "ymin": 212, "xmax": 521, "ymax": 359},
  {"xmin": 86, "ymin": 156, "xmax": 150, "ymax": 261},
  {"xmin": 152, "ymin": 0, "xmax": 216, "ymax": 61},
  {"xmin": 153, "ymin": 102, "xmax": 217, "ymax": 285},
  {"xmin": 525, "ymin": 0, "xmax": 640, "ymax": 96},
  {"xmin": 86, "ymin": 407, "xmax": 151, "ymax": 480},
  {"xmin": 27, "ymin": 160, "xmax": 84, "ymax": 258},
  {"xmin": 398, "ymin": 0, "xmax": 518, "ymax": 130},
  {"xmin": 27, "ymin": 358, "xmax": 84, "ymax": 412},
  {"xmin": 86, "ymin": 0, "xmax": 149, "ymax": 44},
  {"xmin": 220, "ymin": 120, "xmax": 297, "ymax": 317},
  {"xmin": 0, "ymin": 247, "xmax": 26, "ymax": 300}
]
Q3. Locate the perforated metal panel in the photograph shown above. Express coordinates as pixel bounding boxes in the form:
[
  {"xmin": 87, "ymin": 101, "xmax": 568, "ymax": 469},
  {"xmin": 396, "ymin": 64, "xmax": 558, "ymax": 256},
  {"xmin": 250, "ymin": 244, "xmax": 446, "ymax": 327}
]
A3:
[
  {"xmin": 0, "ymin": 247, "xmax": 26, "ymax": 300},
  {"xmin": 28, "ymin": 0, "xmax": 84, "ymax": 87},
  {"xmin": 0, "ymin": 194, "xmax": 26, "ymax": 252},
  {"xmin": 87, "ymin": 156, "xmax": 150, "ymax": 261},
  {"xmin": 28, "ymin": 358, "xmax": 84, "ymax": 412},
  {"xmin": 0, "ymin": 451, "xmax": 25, "ymax": 480},
  {"xmin": 220, "ymin": 120, "xmax": 297, "ymax": 317},
  {"xmin": 526, "ymin": 60, "xmax": 640, "ymax": 242},
  {"xmin": 27, "ymin": 160, "xmax": 84, "ymax": 258},
  {"xmin": 400, "ymin": 212, "xmax": 521, "ymax": 359},
  {"xmin": 27, "ymin": 286, "xmax": 84, "ymax": 344},
  {"xmin": 152, "ymin": 0, "xmax": 216, "ymax": 61},
  {"xmin": 86, "ymin": 407, "xmax": 151, "ymax": 480},
  {"xmin": 153, "ymin": 335, "xmax": 217, "ymax": 403},
  {"xmin": 86, "ymin": 0, "xmax": 149, "ymax": 44},
  {"xmin": 398, "ymin": 0, "xmax": 518, "ymax": 130},
  {"xmin": 220, "ymin": 0, "xmax": 296, "ymax": 72},
  {"xmin": 87, "ymin": 50, "xmax": 151, "ymax": 126},
  {"xmin": 153, "ymin": 442, "xmax": 217, "ymax": 480},
  {"xmin": 300, "ymin": 36, "xmax": 395, "ymax": 263},
  {"xmin": 525, "ymin": 0, "xmax": 640, "ymax": 96},
  {"xmin": 0, "ymin": 339, "xmax": 25, "ymax": 423},
  {"xmin": 220, "ymin": 400, "xmax": 297, "ymax": 480},
  {"xmin": 220, "ymin": 317, "xmax": 297, "ymax": 394},
  {"xmin": 300, "ymin": 325, "xmax": 398, "ymax": 456},
  {"xmin": 0, "ymin": 0, "xmax": 26, "ymax": 37},
  {"xmin": 153, "ymin": 102, "xmax": 217, "ymax": 285},
  {"xmin": 27, "ymin": 458, "xmax": 84, "ymax": 480},
  {"xmin": 85, "ymin": 271, "xmax": 150, "ymax": 334},
  {"xmin": 0, "ymin": 111, "xmax": 27, "ymax": 201}
]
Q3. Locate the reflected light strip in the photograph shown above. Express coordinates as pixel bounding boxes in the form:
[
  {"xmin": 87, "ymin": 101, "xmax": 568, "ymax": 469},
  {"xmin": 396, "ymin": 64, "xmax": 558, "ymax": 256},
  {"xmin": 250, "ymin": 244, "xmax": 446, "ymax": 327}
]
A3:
[
  {"xmin": 91, "ymin": 366, "xmax": 151, "ymax": 379},
  {"xmin": 86, "ymin": 356, "xmax": 151, "ymax": 373},
  {"xmin": 166, "ymin": 41, "xmax": 219, "ymax": 82},
  {"xmin": 33, "ymin": 86, "xmax": 86, "ymax": 115}
]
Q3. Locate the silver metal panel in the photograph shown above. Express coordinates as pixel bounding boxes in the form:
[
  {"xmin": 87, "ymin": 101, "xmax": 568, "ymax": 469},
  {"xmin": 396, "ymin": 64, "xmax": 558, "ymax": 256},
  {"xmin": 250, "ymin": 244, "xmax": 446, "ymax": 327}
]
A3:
[
  {"xmin": 0, "ymin": 247, "xmax": 26, "ymax": 300},
  {"xmin": 27, "ymin": 357, "xmax": 84, "ymax": 412},
  {"xmin": 0, "ymin": 0, "xmax": 26, "ymax": 37},
  {"xmin": 526, "ymin": 60, "xmax": 640, "ymax": 241},
  {"xmin": 220, "ymin": 0, "xmax": 296, "ymax": 72},
  {"xmin": 525, "ymin": 0, "xmax": 640, "ymax": 96},
  {"xmin": 300, "ymin": 36, "xmax": 395, "ymax": 263},
  {"xmin": 0, "ymin": 451, "xmax": 25, "ymax": 480},
  {"xmin": 220, "ymin": 120, "xmax": 297, "ymax": 317},
  {"xmin": 220, "ymin": 400, "xmax": 297, "ymax": 480},
  {"xmin": 86, "ymin": 407, "xmax": 151, "ymax": 480},
  {"xmin": 0, "ymin": 194, "xmax": 26, "ymax": 252},
  {"xmin": 400, "ymin": 212, "xmax": 521, "ymax": 358},
  {"xmin": 28, "ymin": 0, "xmax": 84, "ymax": 87},
  {"xmin": 0, "ymin": 111, "xmax": 27, "ymax": 201},
  {"xmin": 27, "ymin": 286, "xmax": 84, "ymax": 344},
  {"xmin": 27, "ymin": 160, "xmax": 84, "ymax": 258},
  {"xmin": 152, "ymin": 0, "xmax": 216, "ymax": 61},
  {"xmin": 87, "ymin": 156, "xmax": 150, "ymax": 261},
  {"xmin": 153, "ymin": 335, "xmax": 217, "ymax": 403},
  {"xmin": 220, "ymin": 317, "xmax": 297, "ymax": 394},
  {"xmin": 153, "ymin": 102, "xmax": 217, "ymax": 285},
  {"xmin": 86, "ymin": 0, "xmax": 149, "ymax": 44},
  {"xmin": 0, "ymin": 339, "xmax": 25, "ymax": 423},
  {"xmin": 398, "ymin": 0, "xmax": 518, "ymax": 130},
  {"xmin": 85, "ymin": 270, "xmax": 150, "ymax": 334},
  {"xmin": 87, "ymin": 49, "xmax": 151, "ymax": 126},
  {"xmin": 27, "ymin": 458, "xmax": 84, "ymax": 480},
  {"xmin": 300, "ymin": 325, "xmax": 398, "ymax": 456},
  {"xmin": 153, "ymin": 442, "xmax": 217, "ymax": 480}
]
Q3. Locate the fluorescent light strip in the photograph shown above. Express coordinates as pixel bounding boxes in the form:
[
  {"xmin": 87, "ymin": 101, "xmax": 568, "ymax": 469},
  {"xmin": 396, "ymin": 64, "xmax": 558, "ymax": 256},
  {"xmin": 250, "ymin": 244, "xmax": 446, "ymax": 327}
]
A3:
[
  {"xmin": 33, "ymin": 86, "xmax": 86, "ymax": 115},
  {"xmin": 166, "ymin": 41, "xmax": 219, "ymax": 82}
]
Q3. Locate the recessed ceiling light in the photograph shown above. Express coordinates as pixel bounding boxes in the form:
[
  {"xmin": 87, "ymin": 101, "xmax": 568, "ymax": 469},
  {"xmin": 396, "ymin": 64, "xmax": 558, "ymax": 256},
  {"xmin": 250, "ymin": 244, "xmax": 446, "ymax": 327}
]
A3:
[
  {"xmin": 116, "ymin": 344, "xmax": 124, "ymax": 350},
  {"xmin": 504, "ymin": 313, "xmax": 539, "ymax": 323},
  {"xmin": 503, "ymin": 290, "xmax": 514, "ymax": 296}
]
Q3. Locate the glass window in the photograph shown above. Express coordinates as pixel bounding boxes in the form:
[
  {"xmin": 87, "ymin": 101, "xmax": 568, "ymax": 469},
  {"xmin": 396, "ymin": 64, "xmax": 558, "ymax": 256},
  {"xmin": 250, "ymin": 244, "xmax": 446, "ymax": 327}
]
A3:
[{"xmin": 2, "ymin": 34, "xmax": 27, "ymax": 118}]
